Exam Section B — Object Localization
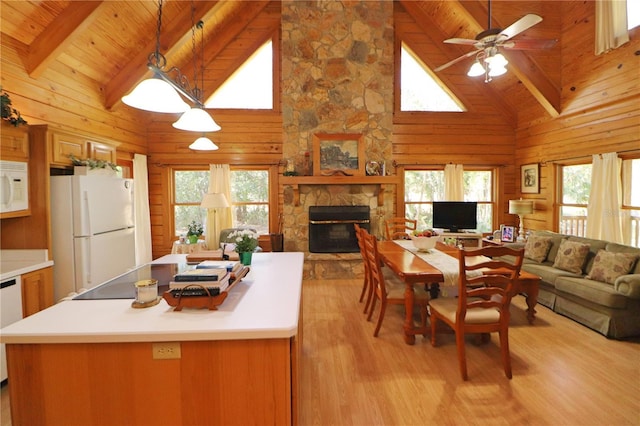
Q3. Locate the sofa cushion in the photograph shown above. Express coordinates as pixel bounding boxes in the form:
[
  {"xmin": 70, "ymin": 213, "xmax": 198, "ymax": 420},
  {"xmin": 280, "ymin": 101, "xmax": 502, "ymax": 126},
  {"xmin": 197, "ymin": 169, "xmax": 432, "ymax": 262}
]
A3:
[
  {"xmin": 521, "ymin": 263, "xmax": 581, "ymax": 288},
  {"xmin": 555, "ymin": 276, "xmax": 630, "ymax": 309},
  {"xmin": 605, "ymin": 243, "xmax": 640, "ymax": 274},
  {"xmin": 567, "ymin": 236, "xmax": 608, "ymax": 273},
  {"xmin": 586, "ymin": 250, "xmax": 639, "ymax": 284},
  {"xmin": 524, "ymin": 235, "xmax": 553, "ymax": 262},
  {"xmin": 553, "ymin": 239, "xmax": 590, "ymax": 274},
  {"xmin": 529, "ymin": 230, "xmax": 566, "ymax": 263}
]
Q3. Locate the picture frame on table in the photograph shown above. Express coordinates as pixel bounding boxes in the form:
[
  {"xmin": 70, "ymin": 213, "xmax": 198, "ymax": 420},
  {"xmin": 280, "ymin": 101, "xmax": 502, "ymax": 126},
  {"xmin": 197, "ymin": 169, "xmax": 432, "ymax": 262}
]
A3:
[
  {"xmin": 312, "ymin": 132, "xmax": 365, "ymax": 176},
  {"xmin": 521, "ymin": 163, "xmax": 539, "ymax": 194},
  {"xmin": 500, "ymin": 225, "xmax": 516, "ymax": 243}
]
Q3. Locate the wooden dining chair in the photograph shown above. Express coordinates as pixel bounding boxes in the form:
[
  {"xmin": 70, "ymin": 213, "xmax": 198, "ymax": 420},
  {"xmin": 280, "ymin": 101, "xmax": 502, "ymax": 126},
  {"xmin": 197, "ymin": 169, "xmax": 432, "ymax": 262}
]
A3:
[
  {"xmin": 361, "ymin": 228, "xmax": 430, "ymax": 337},
  {"xmin": 354, "ymin": 223, "xmax": 373, "ymax": 314},
  {"xmin": 384, "ymin": 217, "xmax": 417, "ymax": 240},
  {"xmin": 429, "ymin": 246, "xmax": 525, "ymax": 380}
]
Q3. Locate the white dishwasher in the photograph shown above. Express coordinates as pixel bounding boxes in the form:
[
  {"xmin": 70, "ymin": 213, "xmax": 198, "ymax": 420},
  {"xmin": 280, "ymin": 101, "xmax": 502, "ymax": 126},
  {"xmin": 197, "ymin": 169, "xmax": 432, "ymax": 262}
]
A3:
[{"xmin": 1, "ymin": 275, "xmax": 23, "ymax": 382}]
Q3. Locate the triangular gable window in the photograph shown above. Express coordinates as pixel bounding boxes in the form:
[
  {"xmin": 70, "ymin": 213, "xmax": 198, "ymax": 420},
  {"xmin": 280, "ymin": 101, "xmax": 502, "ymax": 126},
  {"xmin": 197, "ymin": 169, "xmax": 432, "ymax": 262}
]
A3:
[
  {"xmin": 205, "ymin": 40, "xmax": 273, "ymax": 109},
  {"xmin": 401, "ymin": 43, "xmax": 465, "ymax": 112}
]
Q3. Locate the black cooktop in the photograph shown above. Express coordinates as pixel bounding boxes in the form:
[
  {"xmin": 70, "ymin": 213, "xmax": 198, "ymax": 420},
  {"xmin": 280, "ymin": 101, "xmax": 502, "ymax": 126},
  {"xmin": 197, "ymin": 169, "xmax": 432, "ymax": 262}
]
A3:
[{"xmin": 73, "ymin": 263, "xmax": 192, "ymax": 300}]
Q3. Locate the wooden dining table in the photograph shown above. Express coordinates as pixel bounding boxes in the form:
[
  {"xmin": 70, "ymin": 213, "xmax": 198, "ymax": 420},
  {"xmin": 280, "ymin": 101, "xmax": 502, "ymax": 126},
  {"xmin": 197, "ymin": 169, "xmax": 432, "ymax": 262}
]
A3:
[{"xmin": 376, "ymin": 240, "xmax": 541, "ymax": 345}]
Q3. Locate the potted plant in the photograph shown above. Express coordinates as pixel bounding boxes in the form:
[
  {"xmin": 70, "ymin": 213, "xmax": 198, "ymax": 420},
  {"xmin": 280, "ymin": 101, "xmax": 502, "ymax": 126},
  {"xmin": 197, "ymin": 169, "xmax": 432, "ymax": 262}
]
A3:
[
  {"xmin": 186, "ymin": 221, "xmax": 204, "ymax": 244},
  {"xmin": 227, "ymin": 229, "xmax": 259, "ymax": 265},
  {"xmin": 69, "ymin": 154, "xmax": 119, "ymax": 175}
]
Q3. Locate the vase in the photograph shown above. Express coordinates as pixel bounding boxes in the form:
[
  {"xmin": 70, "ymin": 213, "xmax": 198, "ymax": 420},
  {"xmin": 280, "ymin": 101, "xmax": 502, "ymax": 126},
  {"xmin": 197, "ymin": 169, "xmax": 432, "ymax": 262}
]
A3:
[
  {"xmin": 188, "ymin": 235, "xmax": 199, "ymax": 244},
  {"xmin": 239, "ymin": 252, "xmax": 253, "ymax": 265}
]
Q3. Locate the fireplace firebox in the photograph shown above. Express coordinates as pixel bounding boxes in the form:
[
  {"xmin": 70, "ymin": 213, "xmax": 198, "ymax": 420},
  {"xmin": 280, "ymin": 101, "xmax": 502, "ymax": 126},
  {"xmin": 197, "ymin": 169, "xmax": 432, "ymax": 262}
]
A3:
[{"xmin": 308, "ymin": 206, "xmax": 370, "ymax": 253}]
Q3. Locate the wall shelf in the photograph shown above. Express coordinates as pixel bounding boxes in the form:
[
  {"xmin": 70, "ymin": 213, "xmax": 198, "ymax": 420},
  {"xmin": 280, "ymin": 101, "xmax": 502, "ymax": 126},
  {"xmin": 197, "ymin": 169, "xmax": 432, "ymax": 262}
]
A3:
[{"xmin": 279, "ymin": 175, "xmax": 401, "ymax": 206}]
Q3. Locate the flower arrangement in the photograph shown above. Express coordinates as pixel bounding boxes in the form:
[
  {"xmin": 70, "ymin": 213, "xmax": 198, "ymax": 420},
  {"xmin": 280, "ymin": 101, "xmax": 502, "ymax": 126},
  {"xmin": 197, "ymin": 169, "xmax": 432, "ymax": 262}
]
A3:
[
  {"xmin": 187, "ymin": 221, "xmax": 204, "ymax": 237},
  {"xmin": 227, "ymin": 229, "xmax": 258, "ymax": 253}
]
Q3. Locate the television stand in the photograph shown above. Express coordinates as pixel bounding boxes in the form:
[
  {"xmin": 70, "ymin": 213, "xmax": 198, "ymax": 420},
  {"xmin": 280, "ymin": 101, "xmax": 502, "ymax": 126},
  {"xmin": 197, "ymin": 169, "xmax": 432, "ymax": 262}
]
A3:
[{"xmin": 440, "ymin": 231, "xmax": 482, "ymax": 248}]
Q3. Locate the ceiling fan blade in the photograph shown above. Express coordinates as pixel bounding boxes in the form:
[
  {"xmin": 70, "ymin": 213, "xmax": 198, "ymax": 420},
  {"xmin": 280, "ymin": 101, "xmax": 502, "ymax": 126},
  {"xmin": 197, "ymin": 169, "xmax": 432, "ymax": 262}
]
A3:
[
  {"xmin": 443, "ymin": 38, "xmax": 479, "ymax": 46},
  {"xmin": 499, "ymin": 14, "xmax": 542, "ymax": 41},
  {"xmin": 501, "ymin": 38, "xmax": 558, "ymax": 50},
  {"xmin": 434, "ymin": 50, "xmax": 478, "ymax": 72}
]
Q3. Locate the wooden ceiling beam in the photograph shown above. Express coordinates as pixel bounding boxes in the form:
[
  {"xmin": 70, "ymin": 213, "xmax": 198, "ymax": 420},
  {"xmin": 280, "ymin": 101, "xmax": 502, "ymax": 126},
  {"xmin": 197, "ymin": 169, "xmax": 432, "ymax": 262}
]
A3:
[
  {"xmin": 103, "ymin": 0, "xmax": 220, "ymax": 110},
  {"xmin": 461, "ymin": 0, "xmax": 561, "ymax": 117},
  {"xmin": 24, "ymin": 1, "xmax": 104, "ymax": 79}
]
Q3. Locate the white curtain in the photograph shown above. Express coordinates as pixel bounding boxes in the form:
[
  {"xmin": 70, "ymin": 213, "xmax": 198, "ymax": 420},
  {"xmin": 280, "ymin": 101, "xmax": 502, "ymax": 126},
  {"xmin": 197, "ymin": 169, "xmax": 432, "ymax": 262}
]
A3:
[
  {"xmin": 586, "ymin": 152, "xmax": 624, "ymax": 243},
  {"xmin": 444, "ymin": 164, "xmax": 464, "ymax": 201},
  {"xmin": 133, "ymin": 154, "xmax": 152, "ymax": 264},
  {"xmin": 595, "ymin": 0, "xmax": 629, "ymax": 55},
  {"xmin": 205, "ymin": 164, "xmax": 233, "ymax": 249}
]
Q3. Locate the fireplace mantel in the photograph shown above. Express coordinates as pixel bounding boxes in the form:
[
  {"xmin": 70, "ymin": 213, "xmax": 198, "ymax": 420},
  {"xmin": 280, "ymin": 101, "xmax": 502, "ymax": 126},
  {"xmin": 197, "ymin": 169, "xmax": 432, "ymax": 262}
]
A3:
[{"xmin": 280, "ymin": 175, "xmax": 400, "ymax": 206}]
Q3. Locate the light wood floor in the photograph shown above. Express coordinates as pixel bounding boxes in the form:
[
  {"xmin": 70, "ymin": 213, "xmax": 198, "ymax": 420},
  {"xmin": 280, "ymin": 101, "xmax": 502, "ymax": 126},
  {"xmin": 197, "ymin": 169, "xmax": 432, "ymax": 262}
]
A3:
[{"xmin": 2, "ymin": 279, "xmax": 639, "ymax": 425}]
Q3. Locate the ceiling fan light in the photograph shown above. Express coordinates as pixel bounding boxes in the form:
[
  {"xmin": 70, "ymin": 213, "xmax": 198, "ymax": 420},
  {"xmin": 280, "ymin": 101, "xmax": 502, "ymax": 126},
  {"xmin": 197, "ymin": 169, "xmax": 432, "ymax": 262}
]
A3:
[
  {"xmin": 488, "ymin": 65, "xmax": 508, "ymax": 77},
  {"xmin": 173, "ymin": 107, "xmax": 222, "ymax": 132},
  {"xmin": 189, "ymin": 135, "xmax": 219, "ymax": 151},
  {"xmin": 122, "ymin": 78, "xmax": 190, "ymax": 113},
  {"xmin": 489, "ymin": 53, "xmax": 509, "ymax": 67},
  {"xmin": 467, "ymin": 61, "xmax": 486, "ymax": 77}
]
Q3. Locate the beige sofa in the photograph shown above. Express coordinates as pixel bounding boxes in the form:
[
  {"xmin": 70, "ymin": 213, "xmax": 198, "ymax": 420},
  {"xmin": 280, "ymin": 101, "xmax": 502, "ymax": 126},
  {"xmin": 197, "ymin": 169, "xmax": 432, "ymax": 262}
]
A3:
[{"xmin": 500, "ymin": 230, "xmax": 640, "ymax": 339}]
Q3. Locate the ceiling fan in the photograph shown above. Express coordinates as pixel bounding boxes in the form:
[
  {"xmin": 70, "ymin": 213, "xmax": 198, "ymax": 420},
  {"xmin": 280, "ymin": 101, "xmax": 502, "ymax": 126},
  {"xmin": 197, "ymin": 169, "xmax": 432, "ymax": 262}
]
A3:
[{"xmin": 434, "ymin": 0, "xmax": 556, "ymax": 81}]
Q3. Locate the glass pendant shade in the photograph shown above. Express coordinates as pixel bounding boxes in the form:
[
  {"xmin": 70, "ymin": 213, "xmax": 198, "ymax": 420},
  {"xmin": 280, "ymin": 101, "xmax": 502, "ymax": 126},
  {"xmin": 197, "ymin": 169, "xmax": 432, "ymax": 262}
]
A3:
[
  {"xmin": 173, "ymin": 107, "xmax": 222, "ymax": 132},
  {"xmin": 489, "ymin": 65, "xmax": 508, "ymax": 77},
  {"xmin": 122, "ymin": 78, "xmax": 190, "ymax": 113},
  {"xmin": 467, "ymin": 61, "xmax": 486, "ymax": 77},
  {"xmin": 189, "ymin": 136, "xmax": 219, "ymax": 151}
]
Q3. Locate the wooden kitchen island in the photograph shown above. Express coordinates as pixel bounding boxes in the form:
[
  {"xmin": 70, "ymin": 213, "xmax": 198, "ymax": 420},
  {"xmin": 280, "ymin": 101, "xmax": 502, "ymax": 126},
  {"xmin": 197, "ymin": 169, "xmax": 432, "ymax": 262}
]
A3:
[{"xmin": 0, "ymin": 252, "xmax": 304, "ymax": 426}]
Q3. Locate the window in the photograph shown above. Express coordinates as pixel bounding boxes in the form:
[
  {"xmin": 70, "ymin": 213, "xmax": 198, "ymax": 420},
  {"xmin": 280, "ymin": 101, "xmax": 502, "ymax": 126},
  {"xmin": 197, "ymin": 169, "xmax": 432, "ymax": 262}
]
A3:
[
  {"xmin": 400, "ymin": 43, "xmax": 465, "ymax": 112},
  {"xmin": 173, "ymin": 168, "xmax": 270, "ymax": 237},
  {"xmin": 622, "ymin": 158, "xmax": 640, "ymax": 247},
  {"xmin": 558, "ymin": 158, "xmax": 640, "ymax": 247},
  {"xmin": 558, "ymin": 163, "xmax": 591, "ymax": 237},
  {"xmin": 404, "ymin": 169, "xmax": 493, "ymax": 232},
  {"xmin": 205, "ymin": 40, "xmax": 273, "ymax": 109}
]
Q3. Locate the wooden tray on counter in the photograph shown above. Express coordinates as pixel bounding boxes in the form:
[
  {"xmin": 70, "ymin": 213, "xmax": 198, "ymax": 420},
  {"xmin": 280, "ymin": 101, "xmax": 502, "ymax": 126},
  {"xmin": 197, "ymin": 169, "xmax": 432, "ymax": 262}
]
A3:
[{"xmin": 162, "ymin": 266, "xmax": 249, "ymax": 311}]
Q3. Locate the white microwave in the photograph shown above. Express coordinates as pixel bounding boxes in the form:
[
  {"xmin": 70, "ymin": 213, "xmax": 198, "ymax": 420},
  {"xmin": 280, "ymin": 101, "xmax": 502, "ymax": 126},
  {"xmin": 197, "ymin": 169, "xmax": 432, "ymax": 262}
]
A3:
[{"xmin": 0, "ymin": 160, "xmax": 29, "ymax": 214}]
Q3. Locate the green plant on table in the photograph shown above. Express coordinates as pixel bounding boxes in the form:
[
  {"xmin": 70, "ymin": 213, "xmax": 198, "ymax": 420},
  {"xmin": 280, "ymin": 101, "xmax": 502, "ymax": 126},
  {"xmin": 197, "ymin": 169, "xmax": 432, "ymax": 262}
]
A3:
[
  {"xmin": 187, "ymin": 221, "xmax": 204, "ymax": 237},
  {"xmin": 228, "ymin": 229, "xmax": 258, "ymax": 253}
]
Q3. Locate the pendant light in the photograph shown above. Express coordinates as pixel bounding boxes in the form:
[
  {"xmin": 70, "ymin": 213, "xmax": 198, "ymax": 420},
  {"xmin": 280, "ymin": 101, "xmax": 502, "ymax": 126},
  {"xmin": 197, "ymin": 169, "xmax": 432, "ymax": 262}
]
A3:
[
  {"xmin": 189, "ymin": 134, "xmax": 219, "ymax": 151},
  {"xmin": 173, "ymin": 15, "xmax": 221, "ymax": 133},
  {"xmin": 122, "ymin": 0, "xmax": 194, "ymax": 113}
]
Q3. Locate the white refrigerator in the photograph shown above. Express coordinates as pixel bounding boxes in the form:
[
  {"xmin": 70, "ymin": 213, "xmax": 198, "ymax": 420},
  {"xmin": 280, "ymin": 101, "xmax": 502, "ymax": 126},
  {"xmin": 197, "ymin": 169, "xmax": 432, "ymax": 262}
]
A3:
[{"xmin": 51, "ymin": 174, "xmax": 136, "ymax": 302}]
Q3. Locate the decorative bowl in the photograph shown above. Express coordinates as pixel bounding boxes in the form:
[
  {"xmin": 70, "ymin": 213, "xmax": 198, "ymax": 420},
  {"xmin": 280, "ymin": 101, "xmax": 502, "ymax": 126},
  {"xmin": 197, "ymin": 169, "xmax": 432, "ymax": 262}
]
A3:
[{"xmin": 410, "ymin": 235, "xmax": 439, "ymax": 251}]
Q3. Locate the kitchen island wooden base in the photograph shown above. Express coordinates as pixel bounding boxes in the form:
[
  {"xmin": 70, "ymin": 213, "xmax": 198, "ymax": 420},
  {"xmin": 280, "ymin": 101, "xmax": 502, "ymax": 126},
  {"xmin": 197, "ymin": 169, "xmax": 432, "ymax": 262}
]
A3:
[{"xmin": 8, "ymin": 337, "xmax": 297, "ymax": 425}]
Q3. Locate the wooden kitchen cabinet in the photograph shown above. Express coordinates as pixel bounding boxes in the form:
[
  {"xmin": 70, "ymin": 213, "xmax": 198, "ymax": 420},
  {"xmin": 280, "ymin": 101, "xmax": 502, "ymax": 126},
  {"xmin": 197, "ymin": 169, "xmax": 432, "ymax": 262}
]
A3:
[
  {"xmin": 21, "ymin": 266, "xmax": 54, "ymax": 317},
  {"xmin": 88, "ymin": 140, "xmax": 116, "ymax": 163},
  {"xmin": 0, "ymin": 121, "xmax": 29, "ymax": 161},
  {"xmin": 51, "ymin": 132, "xmax": 87, "ymax": 165}
]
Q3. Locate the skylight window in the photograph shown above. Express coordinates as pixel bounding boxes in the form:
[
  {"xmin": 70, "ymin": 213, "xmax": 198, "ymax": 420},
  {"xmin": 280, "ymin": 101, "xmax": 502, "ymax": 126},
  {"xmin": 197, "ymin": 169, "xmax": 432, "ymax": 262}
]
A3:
[
  {"xmin": 205, "ymin": 40, "xmax": 273, "ymax": 109},
  {"xmin": 400, "ymin": 43, "xmax": 465, "ymax": 112}
]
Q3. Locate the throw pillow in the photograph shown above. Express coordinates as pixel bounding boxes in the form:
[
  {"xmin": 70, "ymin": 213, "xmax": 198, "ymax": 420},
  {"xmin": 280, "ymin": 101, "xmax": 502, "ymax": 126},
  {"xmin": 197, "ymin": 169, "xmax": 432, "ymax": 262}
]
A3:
[
  {"xmin": 552, "ymin": 239, "xmax": 590, "ymax": 274},
  {"xmin": 587, "ymin": 250, "xmax": 639, "ymax": 285},
  {"xmin": 524, "ymin": 235, "xmax": 553, "ymax": 263}
]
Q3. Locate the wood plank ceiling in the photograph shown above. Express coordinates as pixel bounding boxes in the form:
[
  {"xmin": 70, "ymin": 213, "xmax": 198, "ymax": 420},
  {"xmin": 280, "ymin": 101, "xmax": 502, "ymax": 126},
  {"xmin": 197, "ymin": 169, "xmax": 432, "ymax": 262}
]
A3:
[{"xmin": 0, "ymin": 0, "xmax": 561, "ymax": 123}]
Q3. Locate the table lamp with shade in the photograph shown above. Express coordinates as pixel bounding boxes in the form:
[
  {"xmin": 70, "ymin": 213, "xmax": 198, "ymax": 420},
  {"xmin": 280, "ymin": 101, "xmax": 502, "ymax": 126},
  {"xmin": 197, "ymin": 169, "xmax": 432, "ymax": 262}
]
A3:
[
  {"xmin": 509, "ymin": 199, "xmax": 534, "ymax": 242},
  {"xmin": 201, "ymin": 193, "xmax": 229, "ymax": 248}
]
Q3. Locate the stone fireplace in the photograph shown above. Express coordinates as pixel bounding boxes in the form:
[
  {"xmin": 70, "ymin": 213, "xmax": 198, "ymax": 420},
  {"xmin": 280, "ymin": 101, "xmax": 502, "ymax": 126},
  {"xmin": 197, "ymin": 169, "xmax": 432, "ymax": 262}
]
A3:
[{"xmin": 280, "ymin": 1, "xmax": 395, "ymax": 279}]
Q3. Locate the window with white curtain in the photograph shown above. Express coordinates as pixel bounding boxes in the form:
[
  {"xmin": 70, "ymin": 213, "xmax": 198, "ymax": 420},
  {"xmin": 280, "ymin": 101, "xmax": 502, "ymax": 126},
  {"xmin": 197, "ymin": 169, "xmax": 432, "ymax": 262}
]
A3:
[
  {"xmin": 172, "ymin": 168, "xmax": 270, "ymax": 237},
  {"xmin": 404, "ymin": 169, "xmax": 493, "ymax": 232},
  {"xmin": 558, "ymin": 158, "xmax": 639, "ymax": 247}
]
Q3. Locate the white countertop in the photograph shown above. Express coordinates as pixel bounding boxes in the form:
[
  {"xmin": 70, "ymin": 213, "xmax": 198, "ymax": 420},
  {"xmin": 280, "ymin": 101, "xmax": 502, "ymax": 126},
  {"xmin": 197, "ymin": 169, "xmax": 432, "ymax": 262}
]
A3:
[
  {"xmin": 0, "ymin": 249, "xmax": 53, "ymax": 281},
  {"xmin": 0, "ymin": 252, "xmax": 304, "ymax": 344}
]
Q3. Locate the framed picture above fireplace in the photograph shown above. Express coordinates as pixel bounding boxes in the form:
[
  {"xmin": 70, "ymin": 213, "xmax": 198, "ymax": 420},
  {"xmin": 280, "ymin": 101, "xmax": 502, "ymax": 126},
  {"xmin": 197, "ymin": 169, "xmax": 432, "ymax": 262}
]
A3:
[{"xmin": 312, "ymin": 133, "xmax": 365, "ymax": 176}]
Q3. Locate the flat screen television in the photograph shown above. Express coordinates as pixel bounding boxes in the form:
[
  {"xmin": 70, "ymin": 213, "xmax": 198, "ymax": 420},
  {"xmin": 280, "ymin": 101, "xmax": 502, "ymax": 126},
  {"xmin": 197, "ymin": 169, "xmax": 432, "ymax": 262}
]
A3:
[{"xmin": 432, "ymin": 201, "xmax": 478, "ymax": 232}]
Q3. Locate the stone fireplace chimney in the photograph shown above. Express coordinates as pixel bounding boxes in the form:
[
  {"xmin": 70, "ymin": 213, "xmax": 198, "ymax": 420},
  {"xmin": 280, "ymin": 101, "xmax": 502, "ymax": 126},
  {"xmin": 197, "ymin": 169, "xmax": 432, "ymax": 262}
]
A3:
[{"xmin": 280, "ymin": 1, "xmax": 396, "ymax": 265}]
